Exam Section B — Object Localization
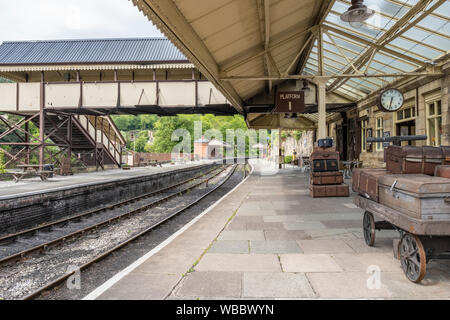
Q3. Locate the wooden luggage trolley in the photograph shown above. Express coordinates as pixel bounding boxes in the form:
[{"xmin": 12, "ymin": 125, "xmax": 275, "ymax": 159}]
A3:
[
  {"xmin": 354, "ymin": 135, "xmax": 450, "ymax": 283},
  {"xmin": 355, "ymin": 195, "xmax": 450, "ymax": 283}
]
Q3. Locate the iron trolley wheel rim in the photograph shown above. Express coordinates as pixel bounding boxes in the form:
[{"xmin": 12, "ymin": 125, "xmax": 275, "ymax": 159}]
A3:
[
  {"xmin": 363, "ymin": 211, "xmax": 376, "ymax": 246},
  {"xmin": 399, "ymin": 233, "xmax": 427, "ymax": 283}
]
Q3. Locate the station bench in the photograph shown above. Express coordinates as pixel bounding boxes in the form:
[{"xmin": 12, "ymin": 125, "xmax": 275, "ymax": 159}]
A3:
[{"xmin": 8, "ymin": 169, "xmax": 55, "ymax": 183}]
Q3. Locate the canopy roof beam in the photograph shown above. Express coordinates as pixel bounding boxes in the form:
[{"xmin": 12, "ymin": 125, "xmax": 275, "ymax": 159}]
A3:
[{"xmin": 220, "ymin": 71, "xmax": 443, "ymax": 81}]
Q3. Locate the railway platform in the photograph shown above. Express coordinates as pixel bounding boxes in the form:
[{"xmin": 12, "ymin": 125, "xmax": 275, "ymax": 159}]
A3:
[
  {"xmin": 0, "ymin": 162, "xmax": 210, "ymax": 200},
  {"xmin": 85, "ymin": 160, "xmax": 450, "ymax": 300}
]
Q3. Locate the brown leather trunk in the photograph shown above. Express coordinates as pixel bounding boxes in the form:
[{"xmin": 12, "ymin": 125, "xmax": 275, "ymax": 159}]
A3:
[
  {"xmin": 358, "ymin": 169, "xmax": 389, "ymax": 202},
  {"xmin": 309, "ymin": 185, "xmax": 327, "ymax": 198},
  {"xmin": 423, "ymin": 146, "xmax": 444, "ymax": 175},
  {"xmin": 310, "ymin": 150, "xmax": 340, "ymax": 161},
  {"xmin": 313, "ymin": 147, "xmax": 336, "ymax": 153},
  {"xmin": 336, "ymin": 183, "xmax": 350, "ymax": 197},
  {"xmin": 385, "ymin": 145, "xmax": 423, "ymax": 174},
  {"xmin": 352, "ymin": 168, "xmax": 386, "ymax": 193},
  {"xmin": 378, "ymin": 174, "xmax": 450, "ymax": 220},
  {"xmin": 309, "ymin": 184, "xmax": 349, "ymax": 198},
  {"xmin": 311, "ymin": 150, "xmax": 340, "ymax": 172},
  {"xmin": 386, "ymin": 146, "xmax": 447, "ymax": 175},
  {"xmin": 312, "ymin": 159, "xmax": 339, "ymax": 172},
  {"xmin": 435, "ymin": 165, "xmax": 450, "ymax": 179},
  {"xmin": 310, "ymin": 171, "xmax": 344, "ymax": 185},
  {"xmin": 441, "ymin": 146, "xmax": 450, "ymax": 165}
]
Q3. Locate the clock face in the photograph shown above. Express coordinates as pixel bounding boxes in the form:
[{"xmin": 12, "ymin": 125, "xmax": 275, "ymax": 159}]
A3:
[{"xmin": 379, "ymin": 88, "xmax": 404, "ymax": 112}]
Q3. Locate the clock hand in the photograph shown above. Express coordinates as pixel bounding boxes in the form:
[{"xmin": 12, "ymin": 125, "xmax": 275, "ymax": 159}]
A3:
[{"xmin": 390, "ymin": 98, "xmax": 393, "ymax": 108}]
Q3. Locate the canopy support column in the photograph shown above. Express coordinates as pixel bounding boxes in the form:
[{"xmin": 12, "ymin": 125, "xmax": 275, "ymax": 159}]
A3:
[
  {"xmin": 39, "ymin": 71, "xmax": 45, "ymax": 170},
  {"xmin": 317, "ymin": 78, "xmax": 327, "ymax": 140}
]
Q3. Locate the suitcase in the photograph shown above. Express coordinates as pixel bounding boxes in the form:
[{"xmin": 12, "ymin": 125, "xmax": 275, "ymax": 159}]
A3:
[
  {"xmin": 423, "ymin": 146, "xmax": 444, "ymax": 176},
  {"xmin": 310, "ymin": 150, "xmax": 340, "ymax": 160},
  {"xmin": 352, "ymin": 168, "xmax": 386, "ymax": 192},
  {"xmin": 309, "ymin": 184, "xmax": 349, "ymax": 198},
  {"xmin": 313, "ymin": 147, "xmax": 336, "ymax": 153},
  {"xmin": 441, "ymin": 146, "xmax": 450, "ymax": 165},
  {"xmin": 312, "ymin": 159, "xmax": 339, "ymax": 172},
  {"xmin": 378, "ymin": 174, "xmax": 450, "ymax": 220},
  {"xmin": 310, "ymin": 171, "xmax": 344, "ymax": 185},
  {"xmin": 435, "ymin": 165, "xmax": 450, "ymax": 179},
  {"xmin": 336, "ymin": 183, "xmax": 350, "ymax": 197},
  {"xmin": 318, "ymin": 138, "xmax": 333, "ymax": 148},
  {"xmin": 309, "ymin": 184, "xmax": 327, "ymax": 197},
  {"xmin": 385, "ymin": 145, "xmax": 423, "ymax": 174},
  {"xmin": 358, "ymin": 169, "xmax": 389, "ymax": 202},
  {"xmin": 311, "ymin": 150, "xmax": 339, "ymax": 172}
]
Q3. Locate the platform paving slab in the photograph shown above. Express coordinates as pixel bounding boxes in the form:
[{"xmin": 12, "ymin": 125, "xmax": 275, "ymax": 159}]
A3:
[
  {"xmin": 243, "ymin": 273, "xmax": 316, "ymax": 298},
  {"xmin": 283, "ymin": 221, "xmax": 326, "ymax": 231},
  {"xmin": 175, "ymin": 271, "xmax": 242, "ymax": 298},
  {"xmin": 245, "ymin": 222, "xmax": 285, "ymax": 231},
  {"xmin": 297, "ymin": 240, "xmax": 356, "ymax": 254},
  {"xmin": 280, "ymin": 254, "xmax": 343, "ymax": 273},
  {"xmin": 218, "ymin": 230, "xmax": 265, "ymax": 241},
  {"xmin": 382, "ymin": 264, "xmax": 450, "ymax": 299},
  {"xmin": 264, "ymin": 230, "xmax": 311, "ymax": 241},
  {"xmin": 331, "ymin": 253, "xmax": 405, "ymax": 273},
  {"xmin": 97, "ymin": 273, "xmax": 180, "ymax": 300},
  {"xmin": 344, "ymin": 238, "xmax": 393, "ymax": 254},
  {"xmin": 273, "ymin": 213, "xmax": 363, "ymax": 222},
  {"xmin": 236, "ymin": 208, "xmax": 278, "ymax": 216},
  {"xmin": 250, "ymin": 240, "xmax": 303, "ymax": 254},
  {"xmin": 303, "ymin": 228, "xmax": 362, "ymax": 240},
  {"xmin": 321, "ymin": 219, "xmax": 362, "ymax": 229},
  {"xmin": 195, "ymin": 253, "xmax": 282, "ymax": 273},
  {"xmin": 209, "ymin": 240, "xmax": 249, "ymax": 254},
  {"xmin": 306, "ymin": 272, "xmax": 393, "ymax": 299}
]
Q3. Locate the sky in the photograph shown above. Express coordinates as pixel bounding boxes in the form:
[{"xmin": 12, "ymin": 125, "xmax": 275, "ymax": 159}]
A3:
[{"xmin": 0, "ymin": 0, "xmax": 164, "ymax": 43}]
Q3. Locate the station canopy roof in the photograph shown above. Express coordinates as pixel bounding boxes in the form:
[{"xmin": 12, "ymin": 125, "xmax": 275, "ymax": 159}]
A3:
[{"xmin": 130, "ymin": 0, "xmax": 450, "ymax": 113}]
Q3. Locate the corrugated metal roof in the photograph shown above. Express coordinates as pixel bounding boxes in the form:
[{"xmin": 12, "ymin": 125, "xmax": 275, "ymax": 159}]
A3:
[
  {"xmin": 0, "ymin": 38, "xmax": 188, "ymax": 65},
  {"xmin": 0, "ymin": 63, "xmax": 195, "ymax": 72}
]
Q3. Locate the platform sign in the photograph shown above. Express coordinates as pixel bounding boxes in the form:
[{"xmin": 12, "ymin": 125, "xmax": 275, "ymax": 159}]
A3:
[{"xmin": 274, "ymin": 91, "xmax": 304, "ymax": 113}]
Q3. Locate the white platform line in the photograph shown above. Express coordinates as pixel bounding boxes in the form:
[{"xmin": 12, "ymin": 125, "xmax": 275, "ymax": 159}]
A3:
[{"xmin": 83, "ymin": 163, "xmax": 254, "ymax": 300}]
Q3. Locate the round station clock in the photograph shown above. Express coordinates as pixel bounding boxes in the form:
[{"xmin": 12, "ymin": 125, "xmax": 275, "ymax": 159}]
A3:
[{"xmin": 378, "ymin": 88, "xmax": 404, "ymax": 112}]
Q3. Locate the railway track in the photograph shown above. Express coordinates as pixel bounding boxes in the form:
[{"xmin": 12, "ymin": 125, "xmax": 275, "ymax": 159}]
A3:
[
  {"xmin": 0, "ymin": 164, "xmax": 237, "ymax": 300},
  {"xmin": 0, "ymin": 164, "xmax": 225, "ymax": 265}
]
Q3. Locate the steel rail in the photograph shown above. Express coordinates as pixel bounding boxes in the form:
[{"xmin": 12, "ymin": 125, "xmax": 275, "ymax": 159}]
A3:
[
  {"xmin": 22, "ymin": 164, "xmax": 238, "ymax": 300},
  {"xmin": 0, "ymin": 165, "xmax": 228, "ymax": 265},
  {"xmin": 0, "ymin": 164, "xmax": 218, "ymax": 244}
]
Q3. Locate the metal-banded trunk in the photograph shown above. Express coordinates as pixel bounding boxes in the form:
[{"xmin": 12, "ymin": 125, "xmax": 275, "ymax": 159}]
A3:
[{"xmin": 378, "ymin": 174, "xmax": 450, "ymax": 220}]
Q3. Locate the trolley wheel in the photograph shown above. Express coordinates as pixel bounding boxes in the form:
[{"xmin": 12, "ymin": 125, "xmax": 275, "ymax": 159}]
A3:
[
  {"xmin": 363, "ymin": 211, "xmax": 376, "ymax": 246},
  {"xmin": 399, "ymin": 233, "xmax": 427, "ymax": 283}
]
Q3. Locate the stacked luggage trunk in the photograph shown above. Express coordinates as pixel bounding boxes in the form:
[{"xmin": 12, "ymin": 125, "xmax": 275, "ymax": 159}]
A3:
[{"xmin": 309, "ymin": 146, "xmax": 349, "ymax": 198}]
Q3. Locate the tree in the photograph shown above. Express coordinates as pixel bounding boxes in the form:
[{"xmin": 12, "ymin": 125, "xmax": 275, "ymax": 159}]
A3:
[{"xmin": 113, "ymin": 113, "xmax": 250, "ymax": 155}]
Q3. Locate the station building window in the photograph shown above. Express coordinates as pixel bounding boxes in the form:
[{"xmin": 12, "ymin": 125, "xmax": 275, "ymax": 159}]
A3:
[
  {"xmin": 426, "ymin": 98, "xmax": 442, "ymax": 146},
  {"xmin": 375, "ymin": 116, "xmax": 384, "ymax": 151},
  {"xmin": 394, "ymin": 103, "xmax": 416, "ymax": 146},
  {"xmin": 361, "ymin": 119, "xmax": 368, "ymax": 152}
]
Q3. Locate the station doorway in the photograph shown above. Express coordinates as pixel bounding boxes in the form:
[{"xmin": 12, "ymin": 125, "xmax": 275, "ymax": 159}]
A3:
[{"xmin": 396, "ymin": 120, "xmax": 416, "ymax": 146}]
